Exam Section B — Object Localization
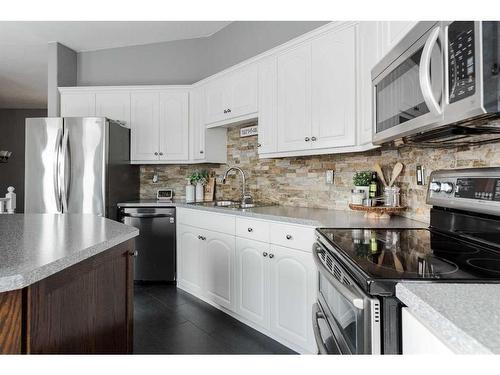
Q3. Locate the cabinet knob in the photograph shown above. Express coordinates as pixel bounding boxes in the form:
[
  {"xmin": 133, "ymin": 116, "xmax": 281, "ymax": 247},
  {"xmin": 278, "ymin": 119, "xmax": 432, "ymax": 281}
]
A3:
[
  {"xmin": 263, "ymin": 252, "xmax": 268, "ymax": 257},
  {"xmin": 159, "ymin": 152, "xmax": 163, "ymax": 156},
  {"xmin": 248, "ymin": 227, "xmax": 253, "ymax": 232},
  {"xmin": 224, "ymin": 109, "xmax": 227, "ymax": 114},
  {"xmin": 201, "ymin": 236, "xmax": 206, "ymax": 241},
  {"xmin": 199, "ymin": 150, "xmax": 204, "ymax": 154},
  {"xmin": 305, "ymin": 137, "xmax": 310, "ymax": 142},
  {"xmin": 154, "ymin": 152, "xmax": 158, "ymax": 156},
  {"xmin": 286, "ymin": 234, "xmax": 293, "ymax": 240},
  {"xmin": 257, "ymin": 143, "xmax": 262, "ymax": 148},
  {"xmin": 129, "ymin": 250, "xmax": 138, "ymax": 257},
  {"xmin": 269, "ymin": 253, "xmax": 274, "ymax": 259},
  {"xmin": 198, "ymin": 235, "xmax": 203, "ymax": 240},
  {"xmin": 227, "ymin": 108, "xmax": 231, "ymax": 113},
  {"xmin": 311, "ymin": 136, "xmax": 317, "ymax": 141}
]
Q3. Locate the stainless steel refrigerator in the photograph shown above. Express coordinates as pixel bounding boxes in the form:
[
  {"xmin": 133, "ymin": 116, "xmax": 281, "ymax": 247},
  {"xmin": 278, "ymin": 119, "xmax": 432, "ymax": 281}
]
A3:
[{"xmin": 25, "ymin": 117, "xmax": 139, "ymax": 219}]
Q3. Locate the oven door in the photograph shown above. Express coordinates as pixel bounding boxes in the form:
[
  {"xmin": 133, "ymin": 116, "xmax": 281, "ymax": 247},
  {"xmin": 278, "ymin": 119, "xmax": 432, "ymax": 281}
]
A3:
[
  {"xmin": 313, "ymin": 241, "xmax": 381, "ymax": 354},
  {"xmin": 372, "ymin": 22, "xmax": 445, "ymax": 144}
]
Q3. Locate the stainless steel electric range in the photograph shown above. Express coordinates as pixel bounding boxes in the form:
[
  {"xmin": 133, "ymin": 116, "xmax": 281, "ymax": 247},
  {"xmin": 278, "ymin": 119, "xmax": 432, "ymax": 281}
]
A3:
[{"xmin": 313, "ymin": 167, "xmax": 500, "ymax": 354}]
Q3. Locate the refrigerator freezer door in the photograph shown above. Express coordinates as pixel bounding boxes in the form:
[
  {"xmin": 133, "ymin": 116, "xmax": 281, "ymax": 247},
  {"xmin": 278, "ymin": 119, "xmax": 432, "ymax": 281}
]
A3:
[
  {"xmin": 63, "ymin": 117, "xmax": 107, "ymax": 215},
  {"xmin": 25, "ymin": 118, "xmax": 64, "ymax": 213}
]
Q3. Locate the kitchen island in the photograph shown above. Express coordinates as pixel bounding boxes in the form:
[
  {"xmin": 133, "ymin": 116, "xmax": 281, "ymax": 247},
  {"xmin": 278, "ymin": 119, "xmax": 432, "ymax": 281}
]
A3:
[{"xmin": 0, "ymin": 214, "xmax": 139, "ymax": 354}]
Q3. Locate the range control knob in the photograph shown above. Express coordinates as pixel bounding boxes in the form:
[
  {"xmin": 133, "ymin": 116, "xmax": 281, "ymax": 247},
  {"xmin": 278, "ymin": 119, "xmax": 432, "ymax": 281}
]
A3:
[
  {"xmin": 441, "ymin": 182, "xmax": 454, "ymax": 194},
  {"xmin": 430, "ymin": 182, "xmax": 442, "ymax": 192}
]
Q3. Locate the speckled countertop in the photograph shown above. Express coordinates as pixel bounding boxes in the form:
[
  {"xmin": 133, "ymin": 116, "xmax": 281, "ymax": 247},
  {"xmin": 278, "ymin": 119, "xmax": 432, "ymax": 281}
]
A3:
[
  {"xmin": 118, "ymin": 200, "xmax": 428, "ymax": 228},
  {"xmin": 397, "ymin": 283, "xmax": 500, "ymax": 354},
  {"xmin": 0, "ymin": 214, "xmax": 139, "ymax": 293}
]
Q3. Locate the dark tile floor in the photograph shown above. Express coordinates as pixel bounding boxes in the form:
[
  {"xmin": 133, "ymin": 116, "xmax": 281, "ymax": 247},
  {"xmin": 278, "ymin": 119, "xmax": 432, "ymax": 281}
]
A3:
[{"xmin": 133, "ymin": 284, "xmax": 296, "ymax": 354}]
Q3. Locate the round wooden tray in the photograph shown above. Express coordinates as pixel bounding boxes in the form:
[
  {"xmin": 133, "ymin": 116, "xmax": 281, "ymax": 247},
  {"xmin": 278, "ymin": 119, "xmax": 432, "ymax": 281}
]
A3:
[{"xmin": 348, "ymin": 203, "xmax": 407, "ymax": 219}]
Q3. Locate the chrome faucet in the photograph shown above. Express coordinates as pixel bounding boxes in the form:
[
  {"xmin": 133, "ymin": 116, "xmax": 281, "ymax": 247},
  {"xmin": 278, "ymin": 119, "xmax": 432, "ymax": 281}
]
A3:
[{"xmin": 222, "ymin": 167, "xmax": 253, "ymax": 206}]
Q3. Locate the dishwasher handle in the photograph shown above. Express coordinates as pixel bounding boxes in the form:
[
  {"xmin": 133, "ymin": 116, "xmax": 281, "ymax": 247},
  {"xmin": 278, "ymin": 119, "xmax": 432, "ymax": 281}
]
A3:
[{"xmin": 122, "ymin": 213, "xmax": 174, "ymax": 219}]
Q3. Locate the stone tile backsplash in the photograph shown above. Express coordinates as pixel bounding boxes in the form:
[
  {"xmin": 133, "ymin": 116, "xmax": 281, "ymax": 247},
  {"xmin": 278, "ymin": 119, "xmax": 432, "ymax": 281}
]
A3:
[{"xmin": 141, "ymin": 121, "xmax": 500, "ymax": 223}]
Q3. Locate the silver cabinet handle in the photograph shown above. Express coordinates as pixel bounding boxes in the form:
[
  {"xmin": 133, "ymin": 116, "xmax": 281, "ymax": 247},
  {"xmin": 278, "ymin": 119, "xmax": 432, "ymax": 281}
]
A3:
[
  {"xmin": 311, "ymin": 136, "xmax": 317, "ymax": 141},
  {"xmin": 263, "ymin": 252, "xmax": 268, "ymax": 257},
  {"xmin": 269, "ymin": 253, "xmax": 274, "ymax": 259},
  {"xmin": 129, "ymin": 250, "xmax": 138, "ymax": 257},
  {"xmin": 305, "ymin": 137, "xmax": 310, "ymax": 142},
  {"xmin": 286, "ymin": 234, "xmax": 292, "ymax": 240},
  {"xmin": 248, "ymin": 227, "xmax": 253, "ymax": 232},
  {"xmin": 198, "ymin": 235, "xmax": 206, "ymax": 241},
  {"xmin": 154, "ymin": 152, "xmax": 158, "ymax": 156}
]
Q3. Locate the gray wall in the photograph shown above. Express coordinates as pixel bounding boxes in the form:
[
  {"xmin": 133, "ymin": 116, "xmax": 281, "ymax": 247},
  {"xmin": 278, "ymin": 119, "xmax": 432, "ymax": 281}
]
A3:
[
  {"xmin": 48, "ymin": 42, "xmax": 77, "ymax": 116},
  {"xmin": 77, "ymin": 21, "xmax": 328, "ymax": 86},
  {"xmin": 0, "ymin": 108, "xmax": 47, "ymax": 212}
]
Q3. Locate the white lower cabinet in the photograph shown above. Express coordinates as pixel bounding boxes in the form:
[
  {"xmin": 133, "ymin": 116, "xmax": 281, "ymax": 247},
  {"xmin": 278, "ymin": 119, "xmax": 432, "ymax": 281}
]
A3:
[
  {"xmin": 177, "ymin": 224, "xmax": 203, "ymax": 296},
  {"xmin": 235, "ymin": 238, "xmax": 270, "ymax": 329},
  {"xmin": 176, "ymin": 208, "xmax": 317, "ymax": 353},
  {"xmin": 269, "ymin": 245, "xmax": 316, "ymax": 351},
  {"xmin": 401, "ymin": 307, "xmax": 454, "ymax": 354},
  {"xmin": 203, "ymin": 230, "xmax": 235, "ymax": 310}
]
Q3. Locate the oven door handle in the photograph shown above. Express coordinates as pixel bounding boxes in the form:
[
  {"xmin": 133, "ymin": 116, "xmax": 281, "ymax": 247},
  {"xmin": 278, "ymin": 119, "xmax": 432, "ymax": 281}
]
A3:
[
  {"xmin": 313, "ymin": 244, "xmax": 365, "ymax": 310},
  {"xmin": 419, "ymin": 26, "xmax": 442, "ymax": 116},
  {"xmin": 312, "ymin": 303, "xmax": 330, "ymax": 354}
]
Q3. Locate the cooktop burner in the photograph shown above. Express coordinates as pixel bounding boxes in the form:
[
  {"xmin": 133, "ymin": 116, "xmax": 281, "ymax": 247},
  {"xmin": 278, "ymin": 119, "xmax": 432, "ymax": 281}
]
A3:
[{"xmin": 316, "ymin": 228, "xmax": 500, "ymax": 284}]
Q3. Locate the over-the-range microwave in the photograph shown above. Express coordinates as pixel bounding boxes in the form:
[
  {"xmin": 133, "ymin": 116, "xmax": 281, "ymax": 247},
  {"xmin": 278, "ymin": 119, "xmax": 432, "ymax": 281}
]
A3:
[{"xmin": 372, "ymin": 21, "xmax": 500, "ymax": 147}]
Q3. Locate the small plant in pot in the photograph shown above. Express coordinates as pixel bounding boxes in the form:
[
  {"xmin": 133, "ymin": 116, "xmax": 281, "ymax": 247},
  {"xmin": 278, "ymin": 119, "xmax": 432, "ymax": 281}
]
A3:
[
  {"xmin": 188, "ymin": 170, "xmax": 209, "ymax": 202},
  {"xmin": 353, "ymin": 171, "xmax": 372, "ymax": 202}
]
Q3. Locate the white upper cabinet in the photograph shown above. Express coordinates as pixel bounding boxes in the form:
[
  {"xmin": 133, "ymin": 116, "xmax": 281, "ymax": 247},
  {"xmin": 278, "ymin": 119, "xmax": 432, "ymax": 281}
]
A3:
[
  {"xmin": 357, "ymin": 22, "xmax": 383, "ymax": 146},
  {"xmin": 257, "ymin": 56, "xmax": 278, "ymax": 154},
  {"xmin": 95, "ymin": 91, "xmax": 131, "ymax": 126},
  {"xmin": 276, "ymin": 43, "xmax": 312, "ymax": 152},
  {"xmin": 130, "ymin": 92, "xmax": 160, "ymax": 161},
  {"xmin": 130, "ymin": 90, "xmax": 189, "ymax": 162},
  {"xmin": 60, "ymin": 92, "xmax": 96, "ymax": 117},
  {"xmin": 159, "ymin": 91, "xmax": 189, "ymax": 161},
  {"xmin": 311, "ymin": 25, "xmax": 356, "ymax": 149},
  {"xmin": 380, "ymin": 21, "xmax": 418, "ymax": 57},
  {"xmin": 204, "ymin": 64, "xmax": 258, "ymax": 127}
]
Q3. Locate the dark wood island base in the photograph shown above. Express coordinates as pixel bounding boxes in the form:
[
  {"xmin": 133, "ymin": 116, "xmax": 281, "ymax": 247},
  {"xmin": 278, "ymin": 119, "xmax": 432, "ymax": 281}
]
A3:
[{"xmin": 0, "ymin": 239, "xmax": 135, "ymax": 354}]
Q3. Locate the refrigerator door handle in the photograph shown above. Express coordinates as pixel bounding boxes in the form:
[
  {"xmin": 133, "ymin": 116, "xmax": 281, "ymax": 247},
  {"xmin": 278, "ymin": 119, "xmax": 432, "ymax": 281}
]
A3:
[
  {"xmin": 61, "ymin": 129, "xmax": 70, "ymax": 212},
  {"xmin": 53, "ymin": 128, "xmax": 63, "ymax": 213}
]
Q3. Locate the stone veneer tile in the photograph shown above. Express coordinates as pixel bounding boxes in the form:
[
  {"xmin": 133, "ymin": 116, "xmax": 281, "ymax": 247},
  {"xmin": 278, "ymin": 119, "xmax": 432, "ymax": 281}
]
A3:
[{"xmin": 140, "ymin": 119, "xmax": 500, "ymax": 223}]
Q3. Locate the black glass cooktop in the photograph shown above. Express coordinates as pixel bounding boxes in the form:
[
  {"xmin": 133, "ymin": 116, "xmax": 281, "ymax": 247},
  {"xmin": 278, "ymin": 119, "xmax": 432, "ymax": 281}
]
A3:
[{"xmin": 317, "ymin": 228, "xmax": 500, "ymax": 284}]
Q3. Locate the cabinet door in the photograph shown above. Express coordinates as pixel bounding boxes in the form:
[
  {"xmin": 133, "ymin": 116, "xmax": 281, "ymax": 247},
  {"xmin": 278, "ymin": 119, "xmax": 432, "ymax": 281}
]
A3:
[
  {"xmin": 60, "ymin": 92, "xmax": 96, "ymax": 117},
  {"xmin": 159, "ymin": 91, "xmax": 189, "ymax": 161},
  {"xmin": 95, "ymin": 92, "xmax": 131, "ymax": 126},
  {"xmin": 381, "ymin": 21, "xmax": 418, "ymax": 55},
  {"xmin": 228, "ymin": 64, "xmax": 258, "ymax": 119},
  {"xmin": 257, "ymin": 56, "xmax": 278, "ymax": 154},
  {"xmin": 190, "ymin": 87, "xmax": 206, "ymax": 161},
  {"xmin": 277, "ymin": 44, "xmax": 312, "ymax": 152},
  {"xmin": 269, "ymin": 245, "xmax": 316, "ymax": 352},
  {"xmin": 402, "ymin": 308, "xmax": 453, "ymax": 354},
  {"xmin": 177, "ymin": 224, "xmax": 203, "ymax": 296},
  {"xmin": 203, "ymin": 230, "xmax": 235, "ymax": 310},
  {"xmin": 311, "ymin": 26, "xmax": 356, "ymax": 149},
  {"xmin": 235, "ymin": 238, "xmax": 270, "ymax": 329},
  {"xmin": 204, "ymin": 78, "xmax": 229, "ymax": 125},
  {"xmin": 357, "ymin": 22, "xmax": 382, "ymax": 146},
  {"xmin": 130, "ymin": 92, "xmax": 159, "ymax": 161}
]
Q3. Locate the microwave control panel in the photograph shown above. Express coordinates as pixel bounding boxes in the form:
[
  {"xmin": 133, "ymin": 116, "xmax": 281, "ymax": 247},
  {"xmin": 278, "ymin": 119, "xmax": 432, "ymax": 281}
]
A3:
[{"xmin": 448, "ymin": 21, "xmax": 476, "ymax": 104}]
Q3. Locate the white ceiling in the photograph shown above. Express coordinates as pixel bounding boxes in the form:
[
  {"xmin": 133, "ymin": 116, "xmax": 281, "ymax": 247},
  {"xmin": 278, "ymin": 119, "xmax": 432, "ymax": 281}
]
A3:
[{"xmin": 0, "ymin": 21, "xmax": 232, "ymax": 108}]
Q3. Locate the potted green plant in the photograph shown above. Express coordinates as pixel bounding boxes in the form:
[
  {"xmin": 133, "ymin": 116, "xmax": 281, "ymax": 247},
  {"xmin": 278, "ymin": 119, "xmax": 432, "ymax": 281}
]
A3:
[
  {"xmin": 188, "ymin": 170, "xmax": 209, "ymax": 202},
  {"xmin": 352, "ymin": 171, "xmax": 372, "ymax": 201}
]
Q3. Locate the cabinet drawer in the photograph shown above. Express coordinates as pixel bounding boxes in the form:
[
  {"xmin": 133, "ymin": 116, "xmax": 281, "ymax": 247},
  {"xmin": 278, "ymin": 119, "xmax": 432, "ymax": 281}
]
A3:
[
  {"xmin": 235, "ymin": 218, "xmax": 270, "ymax": 242},
  {"xmin": 269, "ymin": 222, "xmax": 315, "ymax": 251},
  {"xmin": 177, "ymin": 208, "xmax": 235, "ymax": 235}
]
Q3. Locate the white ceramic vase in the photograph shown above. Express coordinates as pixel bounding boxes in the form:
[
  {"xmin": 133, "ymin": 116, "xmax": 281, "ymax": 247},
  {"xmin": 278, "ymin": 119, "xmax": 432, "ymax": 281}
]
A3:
[
  {"xmin": 185, "ymin": 184, "xmax": 195, "ymax": 203},
  {"xmin": 195, "ymin": 182, "xmax": 204, "ymax": 202}
]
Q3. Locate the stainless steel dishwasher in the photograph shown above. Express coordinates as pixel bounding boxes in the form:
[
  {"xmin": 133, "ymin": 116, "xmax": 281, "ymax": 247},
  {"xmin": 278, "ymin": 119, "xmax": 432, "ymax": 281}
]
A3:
[{"xmin": 120, "ymin": 207, "xmax": 176, "ymax": 282}]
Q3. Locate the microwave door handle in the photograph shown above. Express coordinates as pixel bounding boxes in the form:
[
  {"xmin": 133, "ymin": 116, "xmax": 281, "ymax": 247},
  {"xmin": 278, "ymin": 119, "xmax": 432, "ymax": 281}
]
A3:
[
  {"xmin": 313, "ymin": 244, "xmax": 365, "ymax": 309},
  {"xmin": 419, "ymin": 26, "xmax": 442, "ymax": 116}
]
